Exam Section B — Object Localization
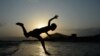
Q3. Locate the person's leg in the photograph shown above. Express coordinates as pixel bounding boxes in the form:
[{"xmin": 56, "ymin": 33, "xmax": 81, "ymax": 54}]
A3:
[
  {"xmin": 16, "ymin": 22, "xmax": 29, "ymax": 38},
  {"xmin": 37, "ymin": 36, "xmax": 50, "ymax": 55}
]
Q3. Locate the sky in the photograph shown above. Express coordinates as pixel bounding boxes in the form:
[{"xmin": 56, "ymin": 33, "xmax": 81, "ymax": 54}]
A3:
[{"xmin": 0, "ymin": 0, "xmax": 100, "ymax": 39}]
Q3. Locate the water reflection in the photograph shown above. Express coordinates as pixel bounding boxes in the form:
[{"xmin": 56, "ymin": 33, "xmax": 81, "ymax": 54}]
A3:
[
  {"xmin": 13, "ymin": 42, "xmax": 50, "ymax": 56},
  {"xmin": 3, "ymin": 41, "xmax": 100, "ymax": 56},
  {"xmin": 38, "ymin": 44, "xmax": 47, "ymax": 56},
  {"xmin": 38, "ymin": 41, "xmax": 60, "ymax": 56}
]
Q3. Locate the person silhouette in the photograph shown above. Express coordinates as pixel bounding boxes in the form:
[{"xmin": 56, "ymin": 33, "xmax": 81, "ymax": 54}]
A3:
[{"xmin": 16, "ymin": 15, "xmax": 58, "ymax": 55}]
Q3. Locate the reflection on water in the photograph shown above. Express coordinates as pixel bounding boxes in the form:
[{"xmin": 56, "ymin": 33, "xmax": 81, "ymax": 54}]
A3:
[
  {"xmin": 1, "ymin": 41, "xmax": 100, "ymax": 56},
  {"xmin": 38, "ymin": 45, "xmax": 47, "ymax": 56},
  {"xmin": 12, "ymin": 42, "xmax": 48, "ymax": 56}
]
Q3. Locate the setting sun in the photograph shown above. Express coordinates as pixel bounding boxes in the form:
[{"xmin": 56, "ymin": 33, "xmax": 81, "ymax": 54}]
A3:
[
  {"xmin": 40, "ymin": 33, "xmax": 48, "ymax": 38},
  {"xmin": 36, "ymin": 23, "xmax": 47, "ymax": 28}
]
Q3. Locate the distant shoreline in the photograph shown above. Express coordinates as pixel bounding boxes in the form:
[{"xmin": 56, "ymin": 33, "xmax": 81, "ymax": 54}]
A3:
[{"xmin": 0, "ymin": 33, "xmax": 100, "ymax": 42}]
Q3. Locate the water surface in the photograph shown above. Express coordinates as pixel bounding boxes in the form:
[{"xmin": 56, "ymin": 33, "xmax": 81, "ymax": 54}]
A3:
[{"xmin": 0, "ymin": 41, "xmax": 100, "ymax": 56}]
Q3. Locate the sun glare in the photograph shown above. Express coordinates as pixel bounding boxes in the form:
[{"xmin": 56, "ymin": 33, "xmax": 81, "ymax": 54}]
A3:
[
  {"xmin": 40, "ymin": 33, "xmax": 47, "ymax": 38},
  {"xmin": 36, "ymin": 23, "xmax": 47, "ymax": 28}
]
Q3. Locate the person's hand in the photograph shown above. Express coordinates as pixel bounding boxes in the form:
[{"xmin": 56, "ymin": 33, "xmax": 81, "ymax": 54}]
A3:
[
  {"xmin": 16, "ymin": 22, "xmax": 24, "ymax": 26},
  {"xmin": 53, "ymin": 15, "xmax": 59, "ymax": 19}
]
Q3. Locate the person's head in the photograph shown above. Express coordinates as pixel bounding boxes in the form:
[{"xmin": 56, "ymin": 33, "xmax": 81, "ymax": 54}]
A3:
[{"xmin": 50, "ymin": 23, "xmax": 57, "ymax": 31}]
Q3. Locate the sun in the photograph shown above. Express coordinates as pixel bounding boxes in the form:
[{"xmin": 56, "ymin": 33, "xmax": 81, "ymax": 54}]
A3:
[
  {"xmin": 40, "ymin": 33, "xmax": 48, "ymax": 38},
  {"xmin": 36, "ymin": 23, "xmax": 47, "ymax": 28}
]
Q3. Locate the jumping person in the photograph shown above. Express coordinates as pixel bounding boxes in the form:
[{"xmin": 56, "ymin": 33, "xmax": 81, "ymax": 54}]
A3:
[{"xmin": 16, "ymin": 15, "xmax": 58, "ymax": 55}]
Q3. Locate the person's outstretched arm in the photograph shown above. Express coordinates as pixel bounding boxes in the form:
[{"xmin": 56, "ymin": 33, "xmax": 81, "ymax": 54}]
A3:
[{"xmin": 48, "ymin": 15, "xmax": 58, "ymax": 26}]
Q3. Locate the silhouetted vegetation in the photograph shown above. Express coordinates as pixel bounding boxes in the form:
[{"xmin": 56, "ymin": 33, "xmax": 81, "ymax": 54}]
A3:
[{"xmin": 44, "ymin": 33, "xmax": 100, "ymax": 42}]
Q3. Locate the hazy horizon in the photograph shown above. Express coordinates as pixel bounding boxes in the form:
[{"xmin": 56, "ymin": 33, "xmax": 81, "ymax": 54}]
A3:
[{"xmin": 0, "ymin": 0, "xmax": 100, "ymax": 39}]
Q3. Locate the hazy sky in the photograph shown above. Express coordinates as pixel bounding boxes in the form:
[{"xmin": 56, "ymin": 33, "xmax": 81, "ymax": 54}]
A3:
[{"xmin": 0, "ymin": 0, "xmax": 100, "ymax": 38}]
